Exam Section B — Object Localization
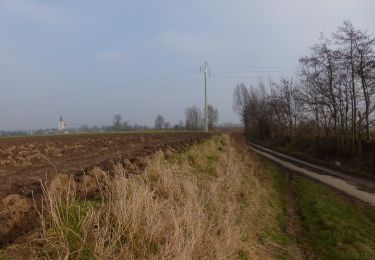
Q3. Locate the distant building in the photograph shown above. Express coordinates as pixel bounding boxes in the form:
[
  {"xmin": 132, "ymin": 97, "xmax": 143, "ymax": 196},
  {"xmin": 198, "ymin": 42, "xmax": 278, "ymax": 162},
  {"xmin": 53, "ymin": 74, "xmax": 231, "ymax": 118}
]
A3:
[{"xmin": 58, "ymin": 116, "xmax": 65, "ymax": 131}]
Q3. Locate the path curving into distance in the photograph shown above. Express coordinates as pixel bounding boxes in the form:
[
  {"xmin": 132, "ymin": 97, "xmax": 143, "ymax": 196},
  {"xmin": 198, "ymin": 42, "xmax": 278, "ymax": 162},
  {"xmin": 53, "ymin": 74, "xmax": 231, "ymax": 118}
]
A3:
[{"xmin": 249, "ymin": 143, "xmax": 375, "ymax": 207}]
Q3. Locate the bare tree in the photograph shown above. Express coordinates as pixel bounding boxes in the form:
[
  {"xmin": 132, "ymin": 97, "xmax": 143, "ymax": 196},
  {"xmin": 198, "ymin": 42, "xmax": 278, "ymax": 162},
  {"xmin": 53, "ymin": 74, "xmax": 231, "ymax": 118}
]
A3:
[
  {"xmin": 178, "ymin": 120, "xmax": 184, "ymax": 129},
  {"xmin": 185, "ymin": 106, "xmax": 202, "ymax": 130},
  {"xmin": 354, "ymin": 29, "xmax": 375, "ymax": 141},
  {"xmin": 123, "ymin": 121, "xmax": 131, "ymax": 131},
  {"xmin": 207, "ymin": 104, "xmax": 219, "ymax": 130},
  {"xmin": 233, "ymin": 83, "xmax": 250, "ymax": 130},
  {"xmin": 234, "ymin": 20, "xmax": 375, "ymax": 163},
  {"xmin": 154, "ymin": 115, "xmax": 165, "ymax": 130},
  {"xmin": 164, "ymin": 121, "xmax": 170, "ymax": 130},
  {"xmin": 113, "ymin": 114, "xmax": 123, "ymax": 131},
  {"xmin": 334, "ymin": 21, "xmax": 361, "ymax": 154}
]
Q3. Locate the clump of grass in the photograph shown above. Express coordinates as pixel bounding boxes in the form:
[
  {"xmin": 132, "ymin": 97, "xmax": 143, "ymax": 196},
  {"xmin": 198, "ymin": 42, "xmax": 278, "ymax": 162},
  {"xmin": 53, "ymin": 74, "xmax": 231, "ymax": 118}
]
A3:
[
  {"xmin": 33, "ymin": 134, "xmax": 278, "ymax": 259},
  {"xmin": 0, "ymin": 250, "xmax": 5, "ymax": 260},
  {"xmin": 37, "ymin": 175, "xmax": 100, "ymax": 259}
]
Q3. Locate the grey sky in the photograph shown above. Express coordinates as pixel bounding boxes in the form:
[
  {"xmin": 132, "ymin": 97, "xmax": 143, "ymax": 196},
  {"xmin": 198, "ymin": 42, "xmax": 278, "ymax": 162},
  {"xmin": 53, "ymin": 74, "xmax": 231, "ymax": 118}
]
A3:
[{"xmin": 0, "ymin": 0, "xmax": 374, "ymax": 130}]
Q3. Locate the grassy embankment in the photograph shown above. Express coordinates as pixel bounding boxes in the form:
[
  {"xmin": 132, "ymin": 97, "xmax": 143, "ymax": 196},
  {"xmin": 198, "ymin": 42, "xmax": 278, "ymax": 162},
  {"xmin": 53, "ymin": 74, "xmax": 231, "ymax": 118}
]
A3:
[
  {"xmin": 264, "ymin": 160, "xmax": 375, "ymax": 259},
  {"xmin": 2, "ymin": 134, "xmax": 298, "ymax": 259},
  {"xmin": 3, "ymin": 134, "xmax": 375, "ymax": 259}
]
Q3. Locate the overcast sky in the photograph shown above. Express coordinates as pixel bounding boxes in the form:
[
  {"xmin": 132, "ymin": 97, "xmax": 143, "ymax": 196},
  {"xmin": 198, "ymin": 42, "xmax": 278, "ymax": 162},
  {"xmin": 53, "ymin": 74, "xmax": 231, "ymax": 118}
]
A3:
[{"xmin": 0, "ymin": 0, "xmax": 374, "ymax": 130}]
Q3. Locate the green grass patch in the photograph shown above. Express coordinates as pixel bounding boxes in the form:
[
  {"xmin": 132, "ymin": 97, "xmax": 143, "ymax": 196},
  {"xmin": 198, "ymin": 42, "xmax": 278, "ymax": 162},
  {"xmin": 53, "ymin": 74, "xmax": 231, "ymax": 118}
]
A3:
[
  {"xmin": 183, "ymin": 138, "xmax": 220, "ymax": 175},
  {"xmin": 261, "ymin": 159, "xmax": 375, "ymax": 259},
  {"xmin": 296, "ymin": 176, "xmax": 375, "ymax": 259},
  {"xmin": 260, "ymin": 160, "xmax": 294, "ymax": 256},
  {"xmin": 44, "ymin": 199, "xmax": 100, "ymax": 259},
  {"xmin": 203, "ymin": 153, "xmax": 218, "ymax": 174},
  {"xmin": 0, "ymin": 250, "xmax": 6, "ymax": 260}
]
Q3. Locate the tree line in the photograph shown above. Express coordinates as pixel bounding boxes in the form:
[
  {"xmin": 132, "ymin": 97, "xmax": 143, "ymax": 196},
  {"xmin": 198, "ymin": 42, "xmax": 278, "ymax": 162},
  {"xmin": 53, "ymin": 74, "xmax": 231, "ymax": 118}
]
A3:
[
  {"xmin": 234, "ymin": 21, "xmax": 375, "ymax": 161},
  {"xmin": 112, "ymin": 104, "xmax": 219, "ymax": 131},
  {"xmin": 184, "ymin": 104, "xmax": 218, "ymax": 130}
]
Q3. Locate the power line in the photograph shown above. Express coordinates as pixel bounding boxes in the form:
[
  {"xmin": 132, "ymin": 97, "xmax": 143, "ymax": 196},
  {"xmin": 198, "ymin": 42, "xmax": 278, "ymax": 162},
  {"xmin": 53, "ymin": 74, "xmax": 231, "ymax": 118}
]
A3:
[
  {"xmin": 212, "ymin": 75, "xmax": 286, "ymax": 79},
  {"xmin": 0, "ymin": 65, "xmax": 296, "ymax": 112},
  {"xmin": 0, "ymin": 69, "xmax": 199, "ymax": 111},
  {"xmin": 0, "ymin": 69, "xmax": 198, "ymax": 107},
  {"xmin": 211, "ymin": 65, "xmax": 297, "ymax": 70},
  {"xmin": 213, "ymin": 69, "xmax": 291, "ymax": 73},
  {"xmin": 210, "ymin": 66, "xmax": 298, "ymax": 76},
  {"xmin": 92, "ymin": 76, "xmax": 202, "ymax": 99},
  {"xmin": 0, "ymin": 76, "xmax": 202, "ymax": 112}
]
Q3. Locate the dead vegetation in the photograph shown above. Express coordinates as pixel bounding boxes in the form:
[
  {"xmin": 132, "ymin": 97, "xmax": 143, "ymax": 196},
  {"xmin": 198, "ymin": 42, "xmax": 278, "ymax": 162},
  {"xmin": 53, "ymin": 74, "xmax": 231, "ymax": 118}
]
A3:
[
  {"xmin": 0, "ymin": 133, "xmax": 212, "ymax": 251},
  {"xmin": 3, "ymin": 134, "xmax": 289, "ymax": 259}
]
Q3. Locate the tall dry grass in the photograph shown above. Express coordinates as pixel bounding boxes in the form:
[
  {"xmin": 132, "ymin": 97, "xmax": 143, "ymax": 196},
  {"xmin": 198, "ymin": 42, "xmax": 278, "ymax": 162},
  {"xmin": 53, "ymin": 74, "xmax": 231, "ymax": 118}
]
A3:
[{"xmin": 35, "ymin": 134, "xmax": 275, "ymax": 259}]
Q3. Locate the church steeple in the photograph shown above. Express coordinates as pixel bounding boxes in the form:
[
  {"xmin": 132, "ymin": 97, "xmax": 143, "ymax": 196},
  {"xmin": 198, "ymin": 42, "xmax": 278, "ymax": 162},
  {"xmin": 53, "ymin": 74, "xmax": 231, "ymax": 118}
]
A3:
[{"xmin": 58, "ymin": 116, "xmax": 65, "ymax": 131}]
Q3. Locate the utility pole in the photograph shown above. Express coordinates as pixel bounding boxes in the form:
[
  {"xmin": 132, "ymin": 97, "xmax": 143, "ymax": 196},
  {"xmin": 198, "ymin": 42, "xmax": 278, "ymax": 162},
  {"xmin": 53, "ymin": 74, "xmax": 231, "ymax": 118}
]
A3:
[{"xmin": 200, "ymin": 62, "xmax": 210, "ymax": 133}]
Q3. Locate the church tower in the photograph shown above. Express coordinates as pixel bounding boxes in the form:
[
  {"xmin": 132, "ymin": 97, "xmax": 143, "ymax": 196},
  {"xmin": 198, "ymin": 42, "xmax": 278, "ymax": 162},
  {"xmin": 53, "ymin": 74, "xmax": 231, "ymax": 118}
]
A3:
[{"xmin": 58, "ymin": 116, "xmax": 65, "ymax": 131}]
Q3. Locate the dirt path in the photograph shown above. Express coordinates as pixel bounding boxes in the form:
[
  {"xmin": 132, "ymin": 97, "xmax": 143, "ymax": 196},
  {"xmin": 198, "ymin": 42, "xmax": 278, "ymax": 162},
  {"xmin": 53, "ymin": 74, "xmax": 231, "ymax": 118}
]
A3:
[{"xmin": 249, "ymin": 143, "xmax": 375, "ymax": 207}]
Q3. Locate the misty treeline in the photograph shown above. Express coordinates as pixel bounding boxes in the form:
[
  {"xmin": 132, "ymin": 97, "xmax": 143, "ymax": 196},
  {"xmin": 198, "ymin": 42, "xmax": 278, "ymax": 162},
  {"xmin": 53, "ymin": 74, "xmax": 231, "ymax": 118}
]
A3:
[
  {"xmin": 111, "ymin": 104, "xmax": 219, "ymax": 131},
  {"xmin": 153, "ymin": 105, "xmax": 218, "ymax": 131},
  {"xmin": 234, "ymin": 21, "xmax": 375, "ymax": 161},
  {"xmin": 185, "ymin": 104, "xmax": 218, "ymax": 130},
  {"xmin": 112, "ymin": 114, "xmax": 150, "ymax": 131}
]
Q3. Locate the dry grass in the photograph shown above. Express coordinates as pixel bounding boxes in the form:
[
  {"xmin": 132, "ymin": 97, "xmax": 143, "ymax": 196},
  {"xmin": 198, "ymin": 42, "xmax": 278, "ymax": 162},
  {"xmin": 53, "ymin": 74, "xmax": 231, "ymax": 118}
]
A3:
[{"xmin": 33, "ymin": 134, "xmax": 280, "ymax": 259}]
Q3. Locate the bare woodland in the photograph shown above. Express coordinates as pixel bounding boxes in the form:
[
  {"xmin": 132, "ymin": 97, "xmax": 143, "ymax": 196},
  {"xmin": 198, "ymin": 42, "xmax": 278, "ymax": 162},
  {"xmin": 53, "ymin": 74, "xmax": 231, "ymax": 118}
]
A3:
[
  {"xmin": 185, "ymin": 105, "xmax": 218, "ymax": 130},
  {"xmin": 234, "ymin": 21, "xmax": 375, "ymax": 163}
]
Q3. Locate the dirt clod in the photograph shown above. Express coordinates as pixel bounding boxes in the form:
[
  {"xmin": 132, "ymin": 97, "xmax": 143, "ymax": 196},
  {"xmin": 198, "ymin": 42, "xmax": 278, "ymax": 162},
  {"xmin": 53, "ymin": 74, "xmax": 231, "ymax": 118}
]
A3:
[{"xmin": 0, "ymin": 194, "xmax": 35, "ymax": 246}]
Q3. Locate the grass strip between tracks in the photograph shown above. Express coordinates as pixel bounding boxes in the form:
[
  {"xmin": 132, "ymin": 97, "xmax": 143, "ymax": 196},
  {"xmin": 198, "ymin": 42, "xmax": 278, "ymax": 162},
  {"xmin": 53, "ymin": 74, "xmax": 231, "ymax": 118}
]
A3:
[{"xmin": 263, "ymin": 159, "xmax": 375, "ymax": 259}]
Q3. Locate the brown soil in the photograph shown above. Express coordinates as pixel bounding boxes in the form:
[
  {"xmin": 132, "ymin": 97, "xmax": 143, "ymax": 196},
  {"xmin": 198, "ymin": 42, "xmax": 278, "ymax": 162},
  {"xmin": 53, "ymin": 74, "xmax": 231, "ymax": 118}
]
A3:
[{"xmin": 0, "ymin": 132, "xmax": 212, "ymax": 248}]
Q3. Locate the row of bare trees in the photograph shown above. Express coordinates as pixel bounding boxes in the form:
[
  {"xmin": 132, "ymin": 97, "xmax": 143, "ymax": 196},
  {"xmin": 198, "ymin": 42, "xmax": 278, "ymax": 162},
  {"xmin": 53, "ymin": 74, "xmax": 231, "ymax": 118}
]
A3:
[
  {"xmin": 152, "ymin": 105, "xmax": 219, "ymax": 131},
  {"xmin": 185, "ymin": 105, "xmax": 219, "ymax": 130},
  {"xmin": 112, "ymin": 104, "xmax": 219, "ymax": 132},
  {"xmin": 234, "ymin": 21, "xmax": 375, "ymax": 160},
  {"xmin": 154, "ymin": 115, "xmax": 170, "ymax": 130},
  {"xmin": 112, "ymin": 114, "xmax": 149, "ymax": 131}
]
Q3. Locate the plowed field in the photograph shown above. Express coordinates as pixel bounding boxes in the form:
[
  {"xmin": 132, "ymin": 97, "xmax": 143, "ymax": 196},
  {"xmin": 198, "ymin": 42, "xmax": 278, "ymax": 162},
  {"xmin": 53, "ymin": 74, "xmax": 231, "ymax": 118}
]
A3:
[
  {"xmin": 0, "ymin": 132, "xmax": 211, "ymax": 199},
  {"xmin": 0, "ymin": 132, "xmax": 212, "ymax": 247}
]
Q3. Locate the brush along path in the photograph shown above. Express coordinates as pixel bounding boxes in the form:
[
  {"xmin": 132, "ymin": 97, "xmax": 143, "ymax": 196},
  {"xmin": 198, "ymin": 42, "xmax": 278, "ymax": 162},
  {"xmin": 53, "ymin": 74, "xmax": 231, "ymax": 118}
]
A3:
[
  {"xmin": 0, "ymin": 132, "xmax": 211, "ymax": 248},
  {"xmin": 249, "ymin": 143, "xmax": 375, "ymax": 206},
  {"xmin": 3, "ymin": 134, "xmax": 298, "ymax": 259}
]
